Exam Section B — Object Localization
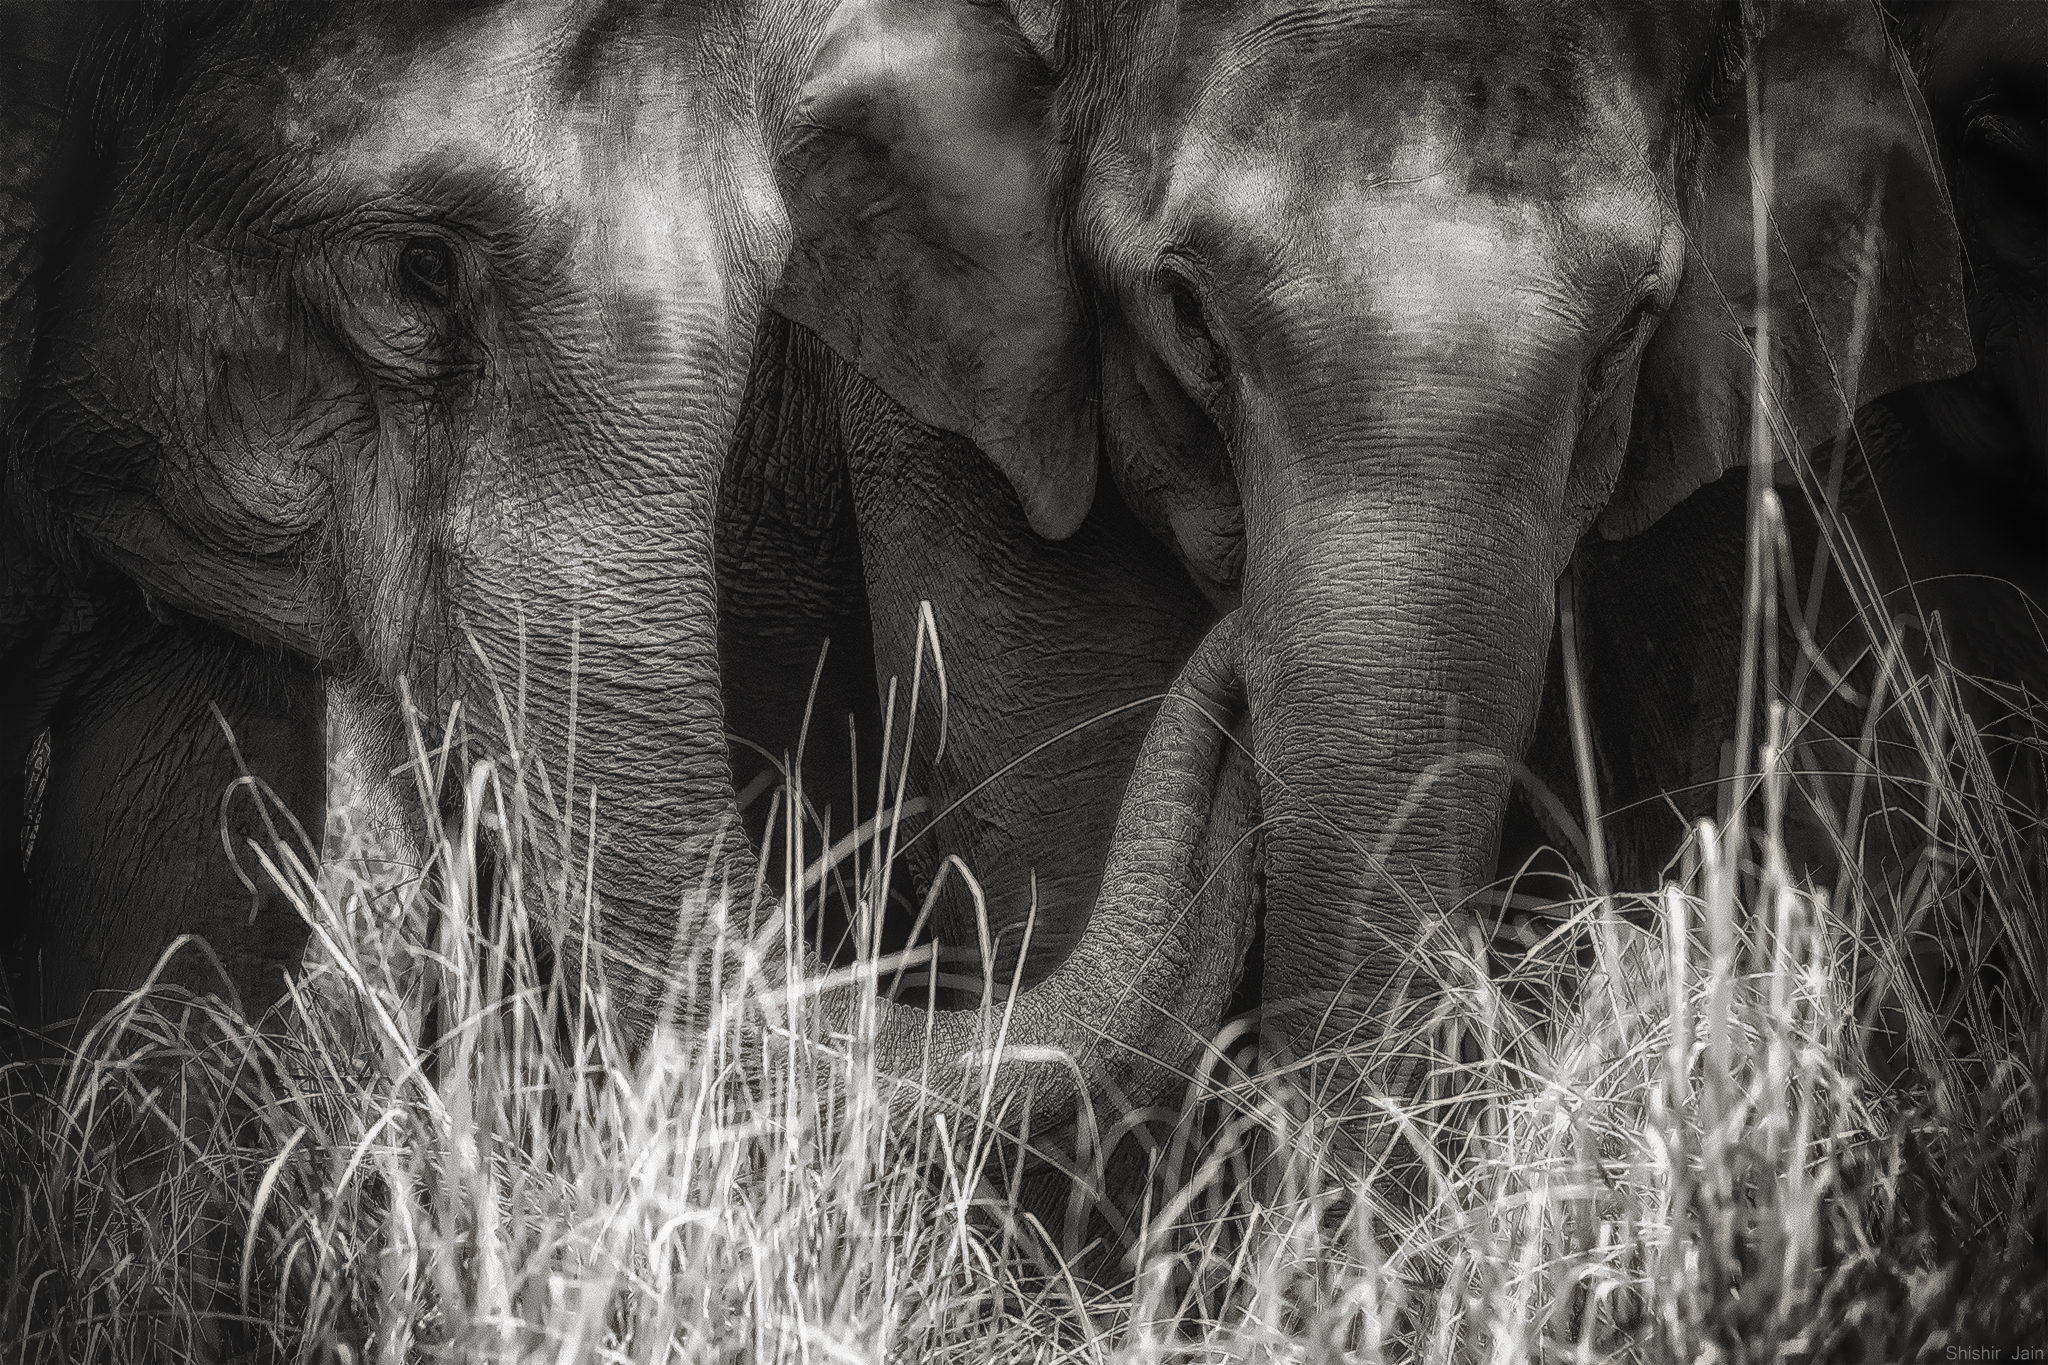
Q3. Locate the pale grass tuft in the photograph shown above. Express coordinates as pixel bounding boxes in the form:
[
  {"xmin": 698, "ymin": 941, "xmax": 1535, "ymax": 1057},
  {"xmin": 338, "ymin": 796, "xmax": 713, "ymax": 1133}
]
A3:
[{"xmin": 3, "ymin": 570, "xmax": 2042, "ymax": 1361}]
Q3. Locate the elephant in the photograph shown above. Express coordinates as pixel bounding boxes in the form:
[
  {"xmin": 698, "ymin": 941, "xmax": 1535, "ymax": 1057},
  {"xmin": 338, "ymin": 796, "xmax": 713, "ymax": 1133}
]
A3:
[
  {"xmin": 1496, "ymin": 3, "xmax": 2048, "ymax": 1071},
  {"xmin": 718, "ymin": 314, "xmax": 1220, "ymax": 1000},
  {"xmin": 0, "ymin": 0, "xmax": 1264, "ymax": 1159},
  {"xmin": 0, "ymin": 0, "xmax": 2002, "ymax": 1178},
  {"xmin": 1516, "ymin": 1, "xmax": 2048, "ymax": 877},
  {"xmin": 759, "ymin": 0, "xmax": 1977, "ymax": 1122}
]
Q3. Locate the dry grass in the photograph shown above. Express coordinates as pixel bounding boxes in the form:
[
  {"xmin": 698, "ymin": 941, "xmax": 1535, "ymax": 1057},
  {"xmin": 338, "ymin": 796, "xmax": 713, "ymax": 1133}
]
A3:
[
  {"xmin": 2, "ymin": 487, "xmax": 2043, "ymax": 1362},
  {"xmin": 3, "ymin": 76, "xmax": 2044, "ymax": 1359}
]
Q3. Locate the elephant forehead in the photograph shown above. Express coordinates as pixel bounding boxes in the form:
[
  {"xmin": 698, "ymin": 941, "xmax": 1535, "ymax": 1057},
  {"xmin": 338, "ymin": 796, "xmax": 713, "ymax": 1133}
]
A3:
[
  {"xmin": 1257, "ymin": 205, "xmax": 1574, "ymax": 368},
  {"xmin": 1124, "ymin": 0, "xmax": 1714, "ymax": 198},
  {"xmin": 1162, "ymin": 130, "xmax": 1663, "ymax": 310},
  {"xmin": 160, "ymin": 0, "xmax": 751, "ymax": 193},
  {"xmin": 118, "ymin": 0, "xmax": 785, "ymax": 328}
]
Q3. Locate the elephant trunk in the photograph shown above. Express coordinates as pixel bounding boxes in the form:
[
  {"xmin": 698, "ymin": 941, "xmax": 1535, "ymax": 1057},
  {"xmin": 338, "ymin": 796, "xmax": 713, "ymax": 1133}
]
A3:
[
  {"xmin": 390, "ymin": 352, "xmax": 1257, "ymax": 1135},
  {"xmin": 853, "ymin": 615, "xmax": 1257, "ymax": 1110},
  {"xmin": 328, "ymin": 426, "xmax": 1254, "ymax": 1136},
  {"xmin": 1239, "ymin": 490, "xmax": 1554, "ymax": 1065},
  {"xmin": 1231, "ymin": 315, "xmax": 1577, "ymax": 1112},
  {"xmin": 483, "ymin": 591, "xmax": 1257, "ymax": 1125}
]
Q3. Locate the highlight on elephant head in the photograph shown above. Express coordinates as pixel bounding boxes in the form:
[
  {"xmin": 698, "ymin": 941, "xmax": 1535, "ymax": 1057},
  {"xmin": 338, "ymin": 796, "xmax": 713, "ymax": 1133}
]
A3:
[
  {"xmin": 773, "ymin": 0, "xmax": 1975, "ymax": 1099},
  {"xmin": 0, "ymin": 0, "xmax": 1257, "ymax": 1132}
]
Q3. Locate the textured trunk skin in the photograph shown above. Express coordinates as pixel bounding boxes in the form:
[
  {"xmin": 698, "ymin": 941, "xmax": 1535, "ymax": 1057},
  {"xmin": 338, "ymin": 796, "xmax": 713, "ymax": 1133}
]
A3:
[
  {"xmin": 833, "ymin": 344, "xmax": 1214, "ymax": 998},
  {"xmin": 307, "ymin": 309, "xmax": 1258, "ymax": 1136},
  {"xmin": 1223, "ymin": 281, "xmax": 1582, "ymax": 1121},
  {"xmin": 1242, "ymin": 490, "xmax": 1555, "ymax": 1082},
  {"xmin": 444, "ymin": 456, "xmax": 746, "ymax": 1030}
]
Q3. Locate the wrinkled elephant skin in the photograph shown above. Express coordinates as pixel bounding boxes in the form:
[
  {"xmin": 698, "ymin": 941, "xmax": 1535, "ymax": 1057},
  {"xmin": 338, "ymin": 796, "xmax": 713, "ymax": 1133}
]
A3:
[
  {"xmin": 0, "ymin": 0, "xmax": 1257, "ymax": 1144},
  {"xmin": 1515, "ymin": 7, "xmax": 2048, "ymax": 904},
  {"xmin": 771, "ymin": 0, "xmax": 1974, "ymax": 1120}
]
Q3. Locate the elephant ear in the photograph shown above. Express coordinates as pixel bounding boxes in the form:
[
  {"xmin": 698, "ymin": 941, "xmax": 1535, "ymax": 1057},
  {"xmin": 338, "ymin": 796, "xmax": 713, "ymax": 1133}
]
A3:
[
  {"xmin": 1599, "ymin": 0, "xmax": 1975, "ymax": 540},
  {"xmin": 772, "ymin": 0, "xmax": 1095, "ymax": 540},
  {"xmin": 2, "ymin": 3, "xmax": 119, "ymax": 897},
  {"xmin": 1, "ymin": 3, "xmax": 106, "ymax": 423}
]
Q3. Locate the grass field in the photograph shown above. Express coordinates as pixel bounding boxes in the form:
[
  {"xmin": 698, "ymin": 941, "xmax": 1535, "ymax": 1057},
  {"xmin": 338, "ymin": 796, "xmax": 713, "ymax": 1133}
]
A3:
[{"xmin": 3, "ymin": 473, "xmax": 2044, "ymax": 1362}]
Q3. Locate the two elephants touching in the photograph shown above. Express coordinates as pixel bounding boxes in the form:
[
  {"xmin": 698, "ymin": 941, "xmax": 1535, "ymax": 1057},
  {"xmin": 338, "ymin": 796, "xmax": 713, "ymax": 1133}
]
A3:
[{"xmin": 2, "ymin": 0, "xmax": 2041, "ymax": 1159}]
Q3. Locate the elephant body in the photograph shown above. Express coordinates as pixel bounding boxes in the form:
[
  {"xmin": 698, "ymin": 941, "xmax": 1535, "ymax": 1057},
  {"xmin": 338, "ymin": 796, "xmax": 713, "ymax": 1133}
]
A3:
[{"xmin": 9, "ymin": 601, "xmax": 322, "ymax": 1023}]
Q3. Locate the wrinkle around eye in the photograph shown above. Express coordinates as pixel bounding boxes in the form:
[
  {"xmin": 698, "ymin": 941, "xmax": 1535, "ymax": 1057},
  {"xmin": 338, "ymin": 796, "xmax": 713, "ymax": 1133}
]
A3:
[
  {"xmin": 1155, "ymin": 257, "xmax": 1231, "ymax": 399},
  {"xmin": 299, "ymin": 235, "xmax": 475, "ymax": 388},
  {"xmin": 1580, "ymin": 281, "xmax": 1665, "ymax": 417}
]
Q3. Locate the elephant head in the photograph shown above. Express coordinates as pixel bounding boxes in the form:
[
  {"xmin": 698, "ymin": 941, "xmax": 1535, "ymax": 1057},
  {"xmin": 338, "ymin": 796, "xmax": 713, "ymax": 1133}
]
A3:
[
  {"xmin": 0, "ymin": 0, "xmax": 1257, "ymax": 1128},
  {"xmin": 774, "ymin": 0, "xmax": 1974, "ymax": 1100}
]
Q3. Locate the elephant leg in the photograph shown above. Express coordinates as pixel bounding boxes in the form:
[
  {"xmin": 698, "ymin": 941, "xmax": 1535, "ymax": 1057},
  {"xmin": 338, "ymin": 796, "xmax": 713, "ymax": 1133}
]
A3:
[
  {"xmin": 717, "ymin": 315, "xmax": 888, "ymax": 959},
  {"xmin": 1509, "ymin": 428, "xmax": 2039, "ymax": 1091},
  {"xmin": 1503, "ymin": 483, "xmax": 1745, "ymax": 913},
  {"xmin": 1556, "ymin": 474, "xmax": 1759, "ymax": 892},
  {"xmin": 1840, "ymin": 404, "xmax": 2048, "ymax": 1075},
  {"xmin": 13, "ymin": 603, "xmax": 323, "ymax": 1035},
  {"xmin": 1544, "ymin": 454, "xmax": 2043, "ymax": 1096},
  {"xmin": 1855, "ymin": 399, "xmax": 2048, "ymax": 754}
]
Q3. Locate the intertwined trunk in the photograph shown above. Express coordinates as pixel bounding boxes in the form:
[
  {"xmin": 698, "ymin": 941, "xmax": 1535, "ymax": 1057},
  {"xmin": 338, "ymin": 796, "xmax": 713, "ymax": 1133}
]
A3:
[{"xmin": 1228, "ymin": 280, "xmax": 1582, "ymax": 1123}]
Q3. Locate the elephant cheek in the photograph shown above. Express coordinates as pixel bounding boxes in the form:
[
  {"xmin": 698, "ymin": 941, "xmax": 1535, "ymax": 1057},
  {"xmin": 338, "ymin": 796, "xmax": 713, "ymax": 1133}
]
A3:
[
  {"xmin": 1567, "ymin": 362, "xmax": 1645, "ymax": 536},
  {"xmin": 326, "ymin": 413, "xmax": 455, "ymax": 686},
  {"xmin": 179, "ymin": 342, "xmax": 358, "ymax": 554},
  {"xmin": 1101, "ymin": 329, "xmax": 1245, "ymax": 605}
]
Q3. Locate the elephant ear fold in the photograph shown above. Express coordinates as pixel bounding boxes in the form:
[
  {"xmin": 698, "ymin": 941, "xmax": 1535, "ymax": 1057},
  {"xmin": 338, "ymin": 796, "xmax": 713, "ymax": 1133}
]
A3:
[
  {"xmin": 772, "ymin": 0, "xmax": 1096, "ymax": 540},
  {"xmin": 1600, "ymin": 0, "xmax": 1975, "ymax": 540}
]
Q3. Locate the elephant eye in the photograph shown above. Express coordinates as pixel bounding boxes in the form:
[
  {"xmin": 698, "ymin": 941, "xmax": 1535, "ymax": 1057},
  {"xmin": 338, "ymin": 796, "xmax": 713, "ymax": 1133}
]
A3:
[
  {"xmin": 399, "ymin": 237, "xmax": 456, "ymax": 304},
  {"xmin": 1584, "ymin": 284, "xmax": 1665, "ymax": 411},
  {"xmin": 1162, "ymin": 266, "xmax": 1228, "ymax": 389}
]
